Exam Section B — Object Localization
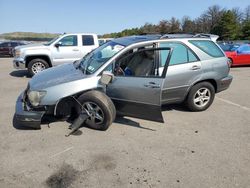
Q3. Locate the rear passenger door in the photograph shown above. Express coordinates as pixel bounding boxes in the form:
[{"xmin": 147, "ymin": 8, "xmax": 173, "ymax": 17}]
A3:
[
  {"xmin": 80, "ymin": 35, "xmax": 98, "ymax": 57},
  {"xmin": 159, "ymin": 42, "xmax": 201, "ymax": 104}
]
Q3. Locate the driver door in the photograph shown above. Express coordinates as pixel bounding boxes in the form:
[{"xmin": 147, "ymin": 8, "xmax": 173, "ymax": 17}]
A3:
[{"xmin": 106, "ymin": 47, "xmax": 172, "ymax": 122}]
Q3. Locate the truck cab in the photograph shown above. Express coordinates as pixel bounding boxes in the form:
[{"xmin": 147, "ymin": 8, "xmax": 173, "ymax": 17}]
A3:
[{"xmin": 13, "ymin": 33, "xmax": 99, "ymax": 76}]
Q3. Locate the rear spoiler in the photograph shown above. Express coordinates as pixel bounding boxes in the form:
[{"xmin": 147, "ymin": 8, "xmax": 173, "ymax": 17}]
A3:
[
  {"xmin": 193, "ymin": 34, "xmax": 219, "ymax": 42},
  {"xmin": 161, "ymin": 33, "xmax": 219, "ymax": 42}
]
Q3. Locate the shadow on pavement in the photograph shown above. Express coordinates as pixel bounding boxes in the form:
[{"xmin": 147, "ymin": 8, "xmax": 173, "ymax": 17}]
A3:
[
  {"xmin": 115, "ymin": 116, "xmax": 156, "ymax": 131},
  {"xmin": 161, "ymin": 104, "xmax": 190, "ymax": 112},
  {"xmin": 9, "ymin": 70, "xmax": 30, "ymax": 78}
]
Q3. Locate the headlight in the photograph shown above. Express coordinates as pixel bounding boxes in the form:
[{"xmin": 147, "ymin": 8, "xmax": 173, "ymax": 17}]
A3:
[
  {"xmin": 27, "ymin": 90, "xmax": 46, "ymax": 106},
  {"xmin": 15, "ymin": 50, "xmax": 21, "ymax": 57}
]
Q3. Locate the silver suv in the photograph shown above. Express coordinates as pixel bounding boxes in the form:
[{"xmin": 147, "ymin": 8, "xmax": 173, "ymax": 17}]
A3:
[{"xmin": 14, "ymin": 35, "xmax": 233, "ymax": 130}]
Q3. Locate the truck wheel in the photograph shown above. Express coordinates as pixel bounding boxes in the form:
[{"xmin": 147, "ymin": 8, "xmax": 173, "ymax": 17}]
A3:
[
  {"xmin": 186, "ymin": 82, "xmax": 215, "ymax": 112},
  {"xmin": 77, "ymin": 90, "xmax": 116, "ymax": 130},
  {"xmin": 28, "ymin": 58, "xmax": 49, "ymax": 76}
]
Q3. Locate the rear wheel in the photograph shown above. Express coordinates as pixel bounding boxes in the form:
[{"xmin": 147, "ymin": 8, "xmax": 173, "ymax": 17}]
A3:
[
  {"xmin": 77, "ymin": 90, "xmax": 116, "ymax": 130},
  {"xmin": 28, "ymin": 58, "xmax": 49, "ymax": 76},
  {"xmin": 186, "ymin": 82, "xmax": 215, "ymax": 111}
]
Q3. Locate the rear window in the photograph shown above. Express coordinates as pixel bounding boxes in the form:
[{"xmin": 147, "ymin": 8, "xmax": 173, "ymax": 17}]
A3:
[
  {"xmin": 189, "ymin": 40, "xmax": 224, "ymax": 57},
  {"xmin": 82, "ymin": 35, "xmax": 94, "ymax": 46}
]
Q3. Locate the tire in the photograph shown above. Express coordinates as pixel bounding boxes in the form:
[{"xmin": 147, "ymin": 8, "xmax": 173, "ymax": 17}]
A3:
[
  {"xmin": 28, "ymin": 58, "xmax": 49, "ymax": 76},
  {"xmin": 186, "ymin": 82, "xmax": 215, "ymax": 112},
  {"xmin": 77, "ymin": 90, "xmax": 116, "ymax": 130}
]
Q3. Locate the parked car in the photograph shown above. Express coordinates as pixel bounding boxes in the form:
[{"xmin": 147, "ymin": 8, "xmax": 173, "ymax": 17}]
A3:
[
  {"xmin": 224, "ymin": 44, "xmax": 250, "ymax": 66},
  {"xmin": 218, "ymin": 43, "xmax": 240, "ymax": 52},
  {"xmin": 0, "ymin": 41, "xmax": 26, "ymax": 57},
  {"xmin": 14, "ymin": 35, "xmax": 232, "ymax": 130},
  {"xmin": 13, "ymin": 33, "xmax": 99, "ymax": 76}
]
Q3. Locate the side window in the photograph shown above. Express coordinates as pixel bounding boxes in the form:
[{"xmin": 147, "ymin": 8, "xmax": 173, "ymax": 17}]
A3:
[
  {"xmin": 114, "ymin": 48, "xmax": 170, "ymax": 77},
  {"xmin": 82, "ymin": 35, "xmax": 94, "ymax": 46},
  {"xmin": 160, "ymin": 42, "xmax": 198, "ymax": 66},
  {"xmin": 189, "ymin": 40, "xmax": 224, "ymax": 57},
  {"xmin": 237, "ymin": 45, "xmax": 250, "ymax": 54},
  {"xmin": 58, "ymin": 35, "xmax": 77, "ymax": 46},
  {"xmin": 11, "ymin": 42, "xmax": 18, "ymax": 47},
  {"xmin": 115, "ymin": 49, "xmax": 156, "ymax": 77},
  {"xmin": 1, "ymin": 43, "xmax": 8, "ymax": 47}
]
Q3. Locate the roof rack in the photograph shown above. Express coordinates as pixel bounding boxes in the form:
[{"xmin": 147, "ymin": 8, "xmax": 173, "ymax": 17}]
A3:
[{"xmin": 160, "ymin": 33, "xmax": 219, "ymax": 41}]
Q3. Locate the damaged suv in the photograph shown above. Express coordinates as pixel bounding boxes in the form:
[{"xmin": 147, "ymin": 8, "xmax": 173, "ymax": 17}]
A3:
[{"xmin": 14, "ymin": 34, "xmax": 233, "ymax": 130}]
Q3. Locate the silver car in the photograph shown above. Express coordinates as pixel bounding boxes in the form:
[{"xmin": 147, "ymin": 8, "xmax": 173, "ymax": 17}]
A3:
[{"xmin": 14, "ymin": 35, "xmax": 233, "ymax": 130}]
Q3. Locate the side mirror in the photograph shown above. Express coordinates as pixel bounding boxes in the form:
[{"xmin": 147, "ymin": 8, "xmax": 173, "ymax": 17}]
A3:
[
  {"xmin": 55, "ymin": 42, "xmax": 62, "ymax": 48},
  {"xmin": 100, "ymin": 71, "xmax": 114, "ymax": 85}
]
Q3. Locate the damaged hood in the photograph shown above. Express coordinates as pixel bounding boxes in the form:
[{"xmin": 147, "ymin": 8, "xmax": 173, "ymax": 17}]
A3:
[{"xmin": 29, "ymin": 63, "xmax": 87, "ymax": 90}]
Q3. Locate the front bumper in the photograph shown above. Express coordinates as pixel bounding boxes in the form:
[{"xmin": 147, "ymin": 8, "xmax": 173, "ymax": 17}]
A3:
[
  {"xmin": 217, "ymin": 75, "xmax": 233, "ymax": 92},
  {"xmin": 13, "ymin": 57, "xmax": 26, "ymax": 69},
  {"xmin": 14, "ymin": 92, "xmax": 45, "ymax": 129}
]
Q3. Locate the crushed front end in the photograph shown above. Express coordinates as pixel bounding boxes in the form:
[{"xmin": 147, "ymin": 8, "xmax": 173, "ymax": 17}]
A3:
[{"xmin": 14, "ymin": 86, "xmax": 54, "ymax": 129}]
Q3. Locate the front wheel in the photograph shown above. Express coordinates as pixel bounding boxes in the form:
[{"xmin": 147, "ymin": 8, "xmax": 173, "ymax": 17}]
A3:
[
  {"xmin": 28, "ymin": 58, "xmax": 49, "ymax": 76},
  {"xmin": 77, "ymin": 90, "xmax": 116, "ymax": 131},
  {"xmin": 186, "ymin": 82, "xmax": 215, "ymax": 112}
]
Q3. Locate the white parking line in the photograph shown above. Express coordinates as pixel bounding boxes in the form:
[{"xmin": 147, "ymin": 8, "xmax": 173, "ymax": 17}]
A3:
[
  {"xmin": 49, "ymin": 147, "xmax": 74, "ymax": 159},
  {"xmin": 216, "ymin": 97, "xmax": 250, "ymax": 112}
]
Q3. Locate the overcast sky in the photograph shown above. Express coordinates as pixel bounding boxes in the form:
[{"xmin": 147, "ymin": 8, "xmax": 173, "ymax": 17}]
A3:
[{"xmin": 0, "ymin": 0, "xmax": 249, "ymax": 35}]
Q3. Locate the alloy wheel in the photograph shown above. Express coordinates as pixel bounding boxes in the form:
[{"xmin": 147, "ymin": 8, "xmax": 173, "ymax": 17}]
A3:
[
  {"xmin": 193, "ymin": 87, "xmax": 211, "ymax": 108},
  {"xmin": 31, "ymin": 62, "xmax": 46, "ymax": 74},
  {"xmin": 83, "ymin": 102, "xmax": 104, "ymax": 125}
]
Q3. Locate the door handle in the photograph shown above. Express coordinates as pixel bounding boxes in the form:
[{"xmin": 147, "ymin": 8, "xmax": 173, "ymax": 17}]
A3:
[
  {"xmin": 73, "ymin": 49, "xmax": 79, "ymax": 51},
  {"xmin": 190, "ymin": 65, "xmax": 201, "ymax": 70},
  {"xmin": 144, "ymin": 82, "xmax": 160, "ymax": 88}
]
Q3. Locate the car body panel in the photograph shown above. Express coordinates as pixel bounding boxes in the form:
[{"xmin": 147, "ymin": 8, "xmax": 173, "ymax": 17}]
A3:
[{"xmin": 106, "ymin": 76, "xmax": 164, "ymax": 122}]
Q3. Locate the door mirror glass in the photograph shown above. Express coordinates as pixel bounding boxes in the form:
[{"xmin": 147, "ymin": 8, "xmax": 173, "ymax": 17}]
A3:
[{"xmin": 100, "ymin": 71, "xmax": 114, "ymax": 85}]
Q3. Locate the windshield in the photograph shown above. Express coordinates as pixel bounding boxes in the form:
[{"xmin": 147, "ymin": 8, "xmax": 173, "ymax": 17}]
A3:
[
  {"xmin": 44, "ymin": 36, "xmax": 60, "ymax": 46},
  {"xmin": 79, "ymin": 41, "xmax": 125, "ymax": 74}
]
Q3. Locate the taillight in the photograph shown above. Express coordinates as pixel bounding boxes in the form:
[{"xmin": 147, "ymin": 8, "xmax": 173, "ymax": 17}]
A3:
[{"xmin": 227, "ymin": 58, "xmax": 232, "ymax": 68}]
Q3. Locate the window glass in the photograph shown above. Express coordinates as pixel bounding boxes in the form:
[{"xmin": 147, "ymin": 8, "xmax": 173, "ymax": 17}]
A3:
[
  {"xmin": 82, "ymin": 35, "xmax": 94, "ymax": 46},
  {"xmin": 237, "ymin": 45, "xmax": 250, "ymax": 54},
  {"xmin": 59, "ymin": 35, "xmax": 77, "ymax": 46},
  {"xmin": 114, "ymin": 48, "xmax": 170, "ymax": 77},
  {"xmin": 79, "ymin": 41, "xmax": 125, "ymax": 74},
  {"xmin": 189, "ymin": 40, "xmax": 224, "ymax": 57},
  {"xmin": 160, "ymin": 42, "xmax": 198, "ymax": 66},
  {"xmin": 1, "ymin": 42, "xmax": 8, "ymax": 47}
]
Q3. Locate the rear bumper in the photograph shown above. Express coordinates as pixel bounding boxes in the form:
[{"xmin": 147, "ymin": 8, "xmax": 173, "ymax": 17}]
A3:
[
  {"xmin": 14, "ymin": 92, "xmax": 45, "ymax": 129},
  {"xmin": 13, "ymin": 57, "xmax": 26, "ymax": 69},
  {"xmin": 217, "ymin": 75, "xmax": 233, "ymax": 93}
]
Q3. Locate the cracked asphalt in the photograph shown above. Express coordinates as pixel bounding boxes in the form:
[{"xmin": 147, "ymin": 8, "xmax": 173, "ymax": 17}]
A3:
[{"xmin": 0, "ymin": 58, "xmax": 249, "ymax": 188}]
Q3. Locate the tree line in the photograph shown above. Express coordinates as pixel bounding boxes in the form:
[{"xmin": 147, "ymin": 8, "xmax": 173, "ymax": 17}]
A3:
[{"xmin": 102, "ymin": 5, "xmax": 250, "ymax": 40}]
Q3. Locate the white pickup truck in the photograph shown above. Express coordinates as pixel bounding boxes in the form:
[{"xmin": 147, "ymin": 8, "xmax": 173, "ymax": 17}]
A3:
[{"xmin": 13, "ymin": 33, "xmax": 99, "ymax": 76}]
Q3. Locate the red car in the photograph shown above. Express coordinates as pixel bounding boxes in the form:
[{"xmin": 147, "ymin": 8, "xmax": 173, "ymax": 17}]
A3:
[
  {"xmin": 225, "ymin": 44, "xmax": 250, "ymax": 66},
  {"xmin": 0, "ymin": 41, "xmax": 26, "ymax": 57}
]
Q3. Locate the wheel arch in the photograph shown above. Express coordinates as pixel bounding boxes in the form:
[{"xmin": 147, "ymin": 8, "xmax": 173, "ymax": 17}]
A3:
[
  {"xmin": 25, "ymin": 55, "xmax": 52, "ymax": 68},
  {"xmin": 54, "ymin": 88, "xmax": 106, "ymax": 117},
  {"xmin": 184, "ymin": 79, "xmax": 217, "ymax": 101}
]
